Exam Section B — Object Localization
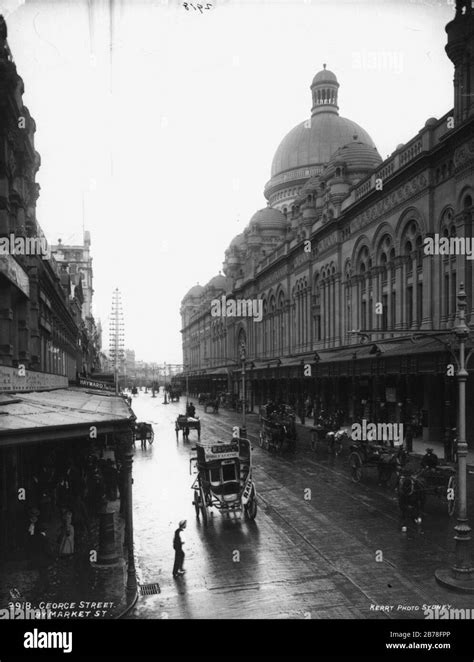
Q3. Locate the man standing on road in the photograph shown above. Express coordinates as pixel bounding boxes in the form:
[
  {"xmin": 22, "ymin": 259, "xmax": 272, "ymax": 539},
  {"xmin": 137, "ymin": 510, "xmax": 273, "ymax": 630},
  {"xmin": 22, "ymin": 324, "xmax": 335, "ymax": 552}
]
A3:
[{"xmin": 172, "ymin": 520, "xmax": 187, "ymax": 578}]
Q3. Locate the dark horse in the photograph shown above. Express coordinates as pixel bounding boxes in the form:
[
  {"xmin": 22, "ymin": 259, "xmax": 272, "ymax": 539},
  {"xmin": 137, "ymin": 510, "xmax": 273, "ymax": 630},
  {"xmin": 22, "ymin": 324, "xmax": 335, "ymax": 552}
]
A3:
[{"xmin": 397, "ymin": 472, "xmax": 425, "ymax": 531}]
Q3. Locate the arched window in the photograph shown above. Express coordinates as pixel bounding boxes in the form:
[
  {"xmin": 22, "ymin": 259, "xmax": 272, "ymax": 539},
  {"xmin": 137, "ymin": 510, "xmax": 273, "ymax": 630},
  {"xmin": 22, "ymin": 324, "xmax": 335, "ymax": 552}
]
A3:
[{"xmin": 464, "ymin": 195, "xmax": 472, "ymax": 209}]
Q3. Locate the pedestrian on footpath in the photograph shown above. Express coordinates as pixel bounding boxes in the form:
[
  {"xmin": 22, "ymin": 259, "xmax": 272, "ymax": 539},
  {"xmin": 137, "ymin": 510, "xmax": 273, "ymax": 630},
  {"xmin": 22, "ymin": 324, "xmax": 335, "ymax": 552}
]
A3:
[{"xmin": 172, "ymin": 520, "xmax": 187, "ymax": 578}]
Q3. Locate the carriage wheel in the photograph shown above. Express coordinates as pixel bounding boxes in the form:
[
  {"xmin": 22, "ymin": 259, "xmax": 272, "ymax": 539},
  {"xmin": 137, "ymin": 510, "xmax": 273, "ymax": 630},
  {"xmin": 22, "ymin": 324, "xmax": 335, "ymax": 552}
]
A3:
[
  {"xmin": 199, "ymin": 482, "xmax": 208, "ymax": 525},
  {"xmin": 244, "ymin": 488, "xmax": 257, "ymax": 520},
  {"xmin": 447, "ymin": 475, "xmax": 456, "ymax": 517},
  {"xmin": 350, "ymin": 452, "xmax": 363, "ymax": 483}
]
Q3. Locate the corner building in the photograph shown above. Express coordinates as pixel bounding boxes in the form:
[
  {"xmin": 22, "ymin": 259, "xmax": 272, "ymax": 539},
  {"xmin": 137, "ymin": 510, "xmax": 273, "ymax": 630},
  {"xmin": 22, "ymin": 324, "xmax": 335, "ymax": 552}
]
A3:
[{"xmin": 181, "ymin": 5, "xmax": 474, "ymax": 446}]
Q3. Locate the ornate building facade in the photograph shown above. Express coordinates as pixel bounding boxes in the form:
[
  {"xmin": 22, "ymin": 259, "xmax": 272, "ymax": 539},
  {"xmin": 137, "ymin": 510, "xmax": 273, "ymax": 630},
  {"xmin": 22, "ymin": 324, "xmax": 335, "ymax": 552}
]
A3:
[{"xmin": 181, "ymin": 4, "xmax": 474, "ymax": 444}]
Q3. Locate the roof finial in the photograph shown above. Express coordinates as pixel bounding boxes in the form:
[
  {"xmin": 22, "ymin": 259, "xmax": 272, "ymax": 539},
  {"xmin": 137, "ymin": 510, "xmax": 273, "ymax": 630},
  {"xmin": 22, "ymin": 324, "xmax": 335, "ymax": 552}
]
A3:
[{"xmin": 323, "ymin": 63, "xmax": 326, "ymax": 70}]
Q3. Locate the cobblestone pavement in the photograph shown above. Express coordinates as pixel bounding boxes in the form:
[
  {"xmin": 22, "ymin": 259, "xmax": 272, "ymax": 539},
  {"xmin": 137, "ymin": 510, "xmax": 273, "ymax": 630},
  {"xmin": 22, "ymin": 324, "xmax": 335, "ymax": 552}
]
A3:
[{"xmin": 126, "ymin": 393, "xmax": 474, "ymax": 619}]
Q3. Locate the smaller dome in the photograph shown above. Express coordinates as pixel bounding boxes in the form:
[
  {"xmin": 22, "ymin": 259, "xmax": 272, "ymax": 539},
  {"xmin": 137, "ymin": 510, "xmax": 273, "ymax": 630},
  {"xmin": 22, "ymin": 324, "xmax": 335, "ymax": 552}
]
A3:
[
  {"xmin": 323, "ymin": 140, "xmax": 382, "ymax": 179},
  {"xmin": 424, "ymin": 117, "xmax": 437, "ymax": 127},
  {"xmin": 396, "ymin": 143, "xmax": 405, "ymax": 151},
  {"xmin": 206, "ymin": 273, "xmax": 227, "ymax": 291},
  {"xmin": 229, "ymin": 233, "xmax": 245, "ymax": 248},
  {"xmin": 312, "ymin": 66, "xmax": 338, "ymax": 86},
  {"xmin": 182, "ymin": 283, "xmax": 204, "ymax": 302},
  {"xmin": 249, "ymin": 207, "xmax": 287, "ymax": 231}
]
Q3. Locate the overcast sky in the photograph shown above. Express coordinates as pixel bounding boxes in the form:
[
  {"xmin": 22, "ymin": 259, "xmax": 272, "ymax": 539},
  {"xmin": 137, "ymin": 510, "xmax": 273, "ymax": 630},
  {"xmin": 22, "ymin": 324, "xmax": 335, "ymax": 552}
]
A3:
[{"xmin": 1, "ymin": 0, "xmax": 455, "ymax": 363}]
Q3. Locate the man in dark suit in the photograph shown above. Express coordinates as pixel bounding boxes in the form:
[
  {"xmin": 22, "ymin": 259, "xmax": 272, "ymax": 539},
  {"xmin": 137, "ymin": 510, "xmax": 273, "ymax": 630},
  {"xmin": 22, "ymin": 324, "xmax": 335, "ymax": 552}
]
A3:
[{"xmin": 172, "ymin": 520, "xmax": 186, "ymax": 578}]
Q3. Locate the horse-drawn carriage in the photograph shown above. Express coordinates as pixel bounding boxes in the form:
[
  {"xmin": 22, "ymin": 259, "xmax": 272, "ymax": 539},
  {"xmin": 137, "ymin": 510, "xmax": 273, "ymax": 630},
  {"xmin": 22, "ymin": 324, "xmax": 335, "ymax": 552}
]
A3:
[
  {"xmin": 134, "ymin": 421, "xmax": 154, "ymax": 448},
  {"xmin": 175, "ymin": 413, "xmax": 201, "ymax": 440},
  {"xmin": 398, "ymin": 450, "xmax": 456, "ymax": 529},
  {"xmin": 310, "ymin": 415, "xmax": 350, "ymax": 456},
  {"xmin": 349, "ymin": 438, "xmax": 407, "ymax": 487},
  {"xmin": 259, "ymin": 403, "xmax": 297, "ymax": 453},
  {"xmin": 190, "ymin": 428, "xmax": 257, "ymax": 525},
  {"xmin": 167, "ymin": 387, "xmax": 181, "ymax": 402}
]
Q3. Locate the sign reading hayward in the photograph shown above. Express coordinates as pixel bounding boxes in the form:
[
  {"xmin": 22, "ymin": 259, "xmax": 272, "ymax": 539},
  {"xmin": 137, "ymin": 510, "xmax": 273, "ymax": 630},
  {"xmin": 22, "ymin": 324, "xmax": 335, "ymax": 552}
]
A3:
[
  {"xmin": 0, "ymin": 367, "xmax": 68, "ymax": 392},
  {"xmin": 78, "ymin": 377, "xmax": 115, "ymax": 392}
]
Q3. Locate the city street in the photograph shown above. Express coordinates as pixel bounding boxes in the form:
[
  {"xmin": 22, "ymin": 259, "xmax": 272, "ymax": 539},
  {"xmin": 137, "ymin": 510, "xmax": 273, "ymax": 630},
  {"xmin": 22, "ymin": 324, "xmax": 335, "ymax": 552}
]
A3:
[{"xmin": 127, "ymin": 392, "xmax": 474, "ymax": 620}]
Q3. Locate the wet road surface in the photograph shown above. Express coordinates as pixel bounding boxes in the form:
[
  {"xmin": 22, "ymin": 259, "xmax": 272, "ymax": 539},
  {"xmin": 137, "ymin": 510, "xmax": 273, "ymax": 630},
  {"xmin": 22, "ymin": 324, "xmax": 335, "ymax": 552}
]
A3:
[{"xmin": 126, "ymin": 392, "xmax": 474, "ymax": 619}]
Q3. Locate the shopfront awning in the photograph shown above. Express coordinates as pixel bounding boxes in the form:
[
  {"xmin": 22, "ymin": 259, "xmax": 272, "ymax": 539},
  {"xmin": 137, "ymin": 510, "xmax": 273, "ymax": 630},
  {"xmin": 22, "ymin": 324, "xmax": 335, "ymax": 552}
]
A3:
[{"xmin": 0, "ymin": 387, "xmax": 133, "ymax": 447}]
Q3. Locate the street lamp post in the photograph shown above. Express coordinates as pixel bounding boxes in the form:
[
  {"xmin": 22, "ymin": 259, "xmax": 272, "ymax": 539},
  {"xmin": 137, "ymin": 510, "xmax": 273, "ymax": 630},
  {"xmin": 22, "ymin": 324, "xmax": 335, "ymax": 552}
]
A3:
[
  {"xmin": 436, "ymin": 283, "xmax": 474, "ymax": 592},
  {"xmin": 239, "ymin": 342, "xmax": 247, "ymax": 439}
]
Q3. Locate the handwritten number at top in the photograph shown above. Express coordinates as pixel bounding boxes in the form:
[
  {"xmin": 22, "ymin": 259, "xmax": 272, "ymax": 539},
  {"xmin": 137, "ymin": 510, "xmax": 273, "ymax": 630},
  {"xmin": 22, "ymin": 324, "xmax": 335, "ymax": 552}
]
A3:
[{"xmin": 183, "ymin": 3, "xmax": 213, "ymax": 12}]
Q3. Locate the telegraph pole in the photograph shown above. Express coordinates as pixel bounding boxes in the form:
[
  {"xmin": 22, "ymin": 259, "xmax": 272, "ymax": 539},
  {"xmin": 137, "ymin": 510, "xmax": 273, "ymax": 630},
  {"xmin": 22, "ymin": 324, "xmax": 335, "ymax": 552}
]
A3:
[{"xmin": 109, "ymin": 288, "xmax": 125, "ymax": 395}]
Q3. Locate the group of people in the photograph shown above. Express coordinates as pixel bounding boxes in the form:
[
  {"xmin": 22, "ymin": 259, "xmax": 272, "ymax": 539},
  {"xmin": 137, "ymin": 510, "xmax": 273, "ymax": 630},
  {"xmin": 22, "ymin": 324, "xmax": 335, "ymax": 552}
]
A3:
[{"xmin": 24, "ymin": 449, "xmax": 122, "ymax": 592}]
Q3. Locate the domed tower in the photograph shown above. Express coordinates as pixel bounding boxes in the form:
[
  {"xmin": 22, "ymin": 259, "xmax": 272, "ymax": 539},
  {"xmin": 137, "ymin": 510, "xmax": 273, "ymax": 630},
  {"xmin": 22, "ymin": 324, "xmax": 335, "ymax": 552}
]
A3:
[
  {"xmin": 310, "ymin": 64, "xmax": 340, "ymax": 115},
  {"xmin": 320, "ymin": 137, "xmax": 382, "ymax": 218},
  {"xmin": 264, "ymin": 66, "xmax": 379, "ymax": 212},
  {"xmin": 223, "ymin": 233, "xmax": 246, "ymax": 280},
  {"xmin": 445, "ymin": 0, "xmax": 474, "ymax": 123},
  {"xmin": 246, "ymin": 207, "xmax": 288, "ymax": 260},
  {"xmin": 180, "ymin": 283, "xmax": 204, "ymax": 329}
]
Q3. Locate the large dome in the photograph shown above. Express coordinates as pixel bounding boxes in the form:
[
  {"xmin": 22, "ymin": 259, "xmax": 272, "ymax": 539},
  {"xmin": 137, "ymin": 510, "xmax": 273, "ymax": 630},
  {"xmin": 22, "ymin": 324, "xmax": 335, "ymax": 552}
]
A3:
[
  {"xmin": 265, "ymin": 67, "xmax": 378, "ymax": 208},
  {"xmin": 271, "ymin": 114, "xmax": 376, "ymax": 178}
]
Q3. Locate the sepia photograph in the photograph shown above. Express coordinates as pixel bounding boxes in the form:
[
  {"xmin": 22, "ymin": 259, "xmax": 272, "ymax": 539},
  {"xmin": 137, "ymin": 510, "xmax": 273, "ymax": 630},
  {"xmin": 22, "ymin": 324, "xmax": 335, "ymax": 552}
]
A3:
[{"xmin": 0, "ymin": 0, "xmax": 473, "ymax": 657}]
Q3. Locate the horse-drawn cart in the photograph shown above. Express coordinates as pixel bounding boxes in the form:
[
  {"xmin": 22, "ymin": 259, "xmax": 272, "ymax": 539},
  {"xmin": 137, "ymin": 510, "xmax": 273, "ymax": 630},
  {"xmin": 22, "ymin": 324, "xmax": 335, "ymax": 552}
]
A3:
[
  {"xmin": 259, "ymin": 404, "xmax": 297, "ymax": 453},
  {"xmin": 397, "ymin": 452, "xmax": 456, "ymax": 528},
  {"xmin": 134, "ymin": 421, "xmax": 154, "ymax": 448},
  {"xmin": 175, "ymin": 414, "xmax": 201, "ymax": 440},
  {"xmin": 189, "ymin": 428, "xmax": 257, "ymax": 525},
  {"xmin": 349, "ymin": 439, "xmax": 407, "ymax": 487}
]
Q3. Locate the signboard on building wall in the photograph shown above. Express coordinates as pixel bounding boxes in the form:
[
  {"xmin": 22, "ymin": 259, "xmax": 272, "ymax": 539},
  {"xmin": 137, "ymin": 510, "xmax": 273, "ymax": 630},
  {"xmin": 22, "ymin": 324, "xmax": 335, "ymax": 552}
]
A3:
[
  {"xmin": 0, "ymin": 366, "xmax": 67, "ymax": 392},
  {"xmin": 78, "ymin": 377, "xmax": 115, "ymax": 392},
  {"xmin": 0, "ymin": 255, "xmax": 29, "ymax": 297}
]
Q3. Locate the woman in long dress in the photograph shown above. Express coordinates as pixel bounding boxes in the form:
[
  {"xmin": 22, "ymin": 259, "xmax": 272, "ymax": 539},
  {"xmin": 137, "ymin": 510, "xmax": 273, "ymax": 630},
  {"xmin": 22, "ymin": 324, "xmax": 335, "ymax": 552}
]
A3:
[{"xmin": 58, "ymin": 510, "xmax": 75, "ymax": 556}]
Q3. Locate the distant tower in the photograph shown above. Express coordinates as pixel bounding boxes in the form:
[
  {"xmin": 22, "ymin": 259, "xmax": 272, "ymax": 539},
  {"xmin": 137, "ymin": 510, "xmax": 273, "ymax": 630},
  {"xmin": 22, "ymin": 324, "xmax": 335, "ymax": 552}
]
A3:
[
  {"xmin": 108, "ymin": 288, "xmax": 125, "ymax": 394},
  {"xmin": 445, "ymin": 0, "xmax": 474, "ymax": 124}
]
